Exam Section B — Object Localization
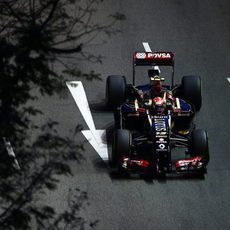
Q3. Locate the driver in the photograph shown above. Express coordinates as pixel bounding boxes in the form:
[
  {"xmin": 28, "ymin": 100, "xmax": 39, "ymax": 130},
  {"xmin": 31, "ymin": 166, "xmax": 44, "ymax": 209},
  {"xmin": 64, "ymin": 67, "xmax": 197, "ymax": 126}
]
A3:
[
  {"xmin": 150, "ymin": 74, "xmax": 175, "ymax": 110},
  {"xmin": 134, "ymin": 69, "xmax": 176, "ymax": 114},
  {"xmin": 137, "ymin": 96, "xmax": 167, "ymax": 115}
]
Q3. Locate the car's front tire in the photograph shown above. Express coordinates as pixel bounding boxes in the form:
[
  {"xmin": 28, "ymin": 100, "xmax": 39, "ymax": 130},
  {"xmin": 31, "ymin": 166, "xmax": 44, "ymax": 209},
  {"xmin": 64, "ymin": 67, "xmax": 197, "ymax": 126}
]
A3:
[
  {"xmin": 106, "ymin": 75, "xmax": 126, "ymax": 109},
  {"xmin": 109, "ymin": 129, "xmax": 131, "ymax": 168},
  {"xmin": 190, "ymin": 129, "xmax": 209, "ymax": 160},
  {"xmin": 181, "ymin": 75, "xmax": 202, "ymax": 111},
  {"xmin": 189, "ymin": 129, "xmax": 209, "ymax": 177}
]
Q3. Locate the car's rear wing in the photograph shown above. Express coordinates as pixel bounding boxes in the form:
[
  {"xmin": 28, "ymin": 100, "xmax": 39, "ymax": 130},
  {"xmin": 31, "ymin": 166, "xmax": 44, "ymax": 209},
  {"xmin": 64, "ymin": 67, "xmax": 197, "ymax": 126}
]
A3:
[
  {"xmin": 134, "ymin": 52, "xmax": 174, "ymax": 66},
  {"xmin": 133, "ymin": 51, "xmax": 175, "ymax": 87}
]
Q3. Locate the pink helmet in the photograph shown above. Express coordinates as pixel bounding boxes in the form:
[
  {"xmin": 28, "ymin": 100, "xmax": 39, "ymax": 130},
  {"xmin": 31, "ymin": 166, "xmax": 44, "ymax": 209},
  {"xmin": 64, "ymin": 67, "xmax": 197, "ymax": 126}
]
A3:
[{"xmin": 153, "ymin": 97, "xmax": 166, "ymax": 114}]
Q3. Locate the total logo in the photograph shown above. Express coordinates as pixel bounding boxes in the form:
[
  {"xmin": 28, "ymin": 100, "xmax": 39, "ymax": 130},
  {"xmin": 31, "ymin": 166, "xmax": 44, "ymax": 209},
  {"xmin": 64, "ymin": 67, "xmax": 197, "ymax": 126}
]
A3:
[
  {"xmin": 156, "ymin": 138, "xmax": 167, "ymax": 144},
  {"xmin": 135, "ymin": 52, "xmax": 171, "ymax": 59}
]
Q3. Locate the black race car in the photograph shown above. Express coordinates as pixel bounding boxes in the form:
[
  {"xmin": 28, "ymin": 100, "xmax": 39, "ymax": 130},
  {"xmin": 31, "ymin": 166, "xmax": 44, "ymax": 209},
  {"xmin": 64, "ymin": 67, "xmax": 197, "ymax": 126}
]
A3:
[{"xmin": 106, "ymin": 51, "xmax": 209, "ymax": 178}]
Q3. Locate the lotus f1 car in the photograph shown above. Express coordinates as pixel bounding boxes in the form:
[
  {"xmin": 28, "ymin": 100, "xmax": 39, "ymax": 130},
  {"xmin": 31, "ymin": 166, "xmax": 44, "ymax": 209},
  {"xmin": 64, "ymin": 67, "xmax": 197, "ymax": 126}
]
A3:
[{"xmin": 106, "ymin": 51, "xmax": 209, "ymax": 178}]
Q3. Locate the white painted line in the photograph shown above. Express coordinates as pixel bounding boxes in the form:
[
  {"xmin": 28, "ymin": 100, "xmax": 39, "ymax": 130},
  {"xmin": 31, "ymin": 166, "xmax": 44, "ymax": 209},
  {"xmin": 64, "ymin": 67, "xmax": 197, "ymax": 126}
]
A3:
[
  {"xmin": 66, "ymin": 81, "xmax": 108, "ymax": 161},
  {"xmin": 66, "ymin": 81, "xmax": 96, "ymax": 131},
  {"xmin": 227, "ymin": 78, "xmax": 230, "ymax": 84},
  {"xmin": 82, "ymin": 130, "xmax": 108, "ymax": 160},
  {"xmin": 142, "ymin": 42, "xmax": 152, "ymax": 52}
]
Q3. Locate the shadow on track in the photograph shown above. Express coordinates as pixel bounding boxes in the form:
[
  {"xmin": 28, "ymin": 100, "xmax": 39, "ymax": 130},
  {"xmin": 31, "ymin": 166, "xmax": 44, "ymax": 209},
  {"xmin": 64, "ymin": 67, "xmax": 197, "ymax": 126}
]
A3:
[{"xmin": 89, "ymin": 101, "xmax": 111, "ymax": 113}]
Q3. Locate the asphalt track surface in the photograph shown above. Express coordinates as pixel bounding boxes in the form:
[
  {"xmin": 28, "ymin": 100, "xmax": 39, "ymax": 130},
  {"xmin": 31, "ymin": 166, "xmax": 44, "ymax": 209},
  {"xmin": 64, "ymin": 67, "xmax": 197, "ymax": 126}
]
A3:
[{"xmin": 35, "ymin": 1, "xmax": 230, "ymax": 229}]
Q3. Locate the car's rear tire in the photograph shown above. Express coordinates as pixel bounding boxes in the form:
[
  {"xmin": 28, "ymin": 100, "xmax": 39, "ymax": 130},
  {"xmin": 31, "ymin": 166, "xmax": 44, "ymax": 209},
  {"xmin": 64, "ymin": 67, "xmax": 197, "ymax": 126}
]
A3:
[
  {"xmin": 181, "ymin": 75, "xmax": 202, "ymax": 111},
  {"xmin": 106, "ymin": 75, "xmax": 126, "ymax": 109},
  {"xmin": 190, "ymin": 129, "xmax": 209, "ymax": 163},
  {"xmin": 109, "ymin": 129, "xmax": 131, "ymax": 168}
]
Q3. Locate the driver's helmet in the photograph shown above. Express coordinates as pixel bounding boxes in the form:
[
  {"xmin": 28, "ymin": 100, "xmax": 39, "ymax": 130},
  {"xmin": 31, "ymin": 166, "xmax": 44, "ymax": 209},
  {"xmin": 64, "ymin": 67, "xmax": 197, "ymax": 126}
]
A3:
[{"xmin": 152, "ymin": 97, "xmax": 166, "ymax": 114}]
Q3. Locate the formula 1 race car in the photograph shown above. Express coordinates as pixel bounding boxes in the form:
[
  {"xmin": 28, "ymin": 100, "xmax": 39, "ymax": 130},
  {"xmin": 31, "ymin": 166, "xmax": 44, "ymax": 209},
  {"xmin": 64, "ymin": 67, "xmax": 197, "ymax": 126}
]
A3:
[{"xmin": 106, "ymin": 51, "xmax": 209, "ymax": 178}]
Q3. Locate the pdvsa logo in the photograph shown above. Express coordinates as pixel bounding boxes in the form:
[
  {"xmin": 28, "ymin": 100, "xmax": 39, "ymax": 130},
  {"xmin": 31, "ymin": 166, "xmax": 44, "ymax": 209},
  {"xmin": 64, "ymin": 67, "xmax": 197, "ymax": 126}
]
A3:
[
  {"xmin": 135, "ymin": 52, "xmax": 171, "ymax": 59},
  {"xmin": 150, "ymin": 53, "xmax": 171, "ymax": 59}
]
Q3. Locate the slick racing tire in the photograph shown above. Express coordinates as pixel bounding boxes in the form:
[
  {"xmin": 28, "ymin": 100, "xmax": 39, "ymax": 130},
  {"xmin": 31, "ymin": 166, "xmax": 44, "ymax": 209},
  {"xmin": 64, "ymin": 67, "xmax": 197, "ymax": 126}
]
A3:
[
  {"xmin": 181, "ymin": 75, "xmax": 202, "ymax": 111},
  {"xmin": 106, "ymin": 75, "xmax": 126, "ymax": 109},
  {"xmin": 109, "ymin": 129, "xmax": 131, "ymax": 168},
  {"xmin": 190, "ymin": 129, "xmax": 209, "ymax": 163}
]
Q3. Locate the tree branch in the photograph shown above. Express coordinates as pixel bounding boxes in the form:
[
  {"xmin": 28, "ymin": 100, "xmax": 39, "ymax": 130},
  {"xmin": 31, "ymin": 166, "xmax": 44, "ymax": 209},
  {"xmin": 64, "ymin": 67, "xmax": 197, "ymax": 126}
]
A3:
[
  {"xmin": 0, "ymin": 162, "xmax": 52, "ymax": 223},
  {"xmin": 40, "ymin": 0, "xmax": 60, "ymax": 29},
  {"xmin": 2, "ymin": 1, "xmax": 26, "ymax": 26}
]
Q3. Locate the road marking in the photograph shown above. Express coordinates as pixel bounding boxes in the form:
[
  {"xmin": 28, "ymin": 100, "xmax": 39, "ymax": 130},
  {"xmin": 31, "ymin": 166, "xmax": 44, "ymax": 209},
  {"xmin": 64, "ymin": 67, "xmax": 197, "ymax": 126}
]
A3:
[
  {"xmin": 142, "ymin": 42, "xmax": 152, "ymax": 52},
  {"xmin": 227, "ymin": 78, "xmax": 230, "ymax": 84},
  {"xmin": 66, "ymin": 81, "xmax": 108, "ymax": 161},
  {"xmin": 142, "ymin": 42, "xmax": 161, "ymax": 73},
  {"xmin": 66, "ymin": 81, "xmax": 95, "ymax": 131},
  {"xmin": 82, "ymin": 130, "xmax": 108, "ymax": 161}
]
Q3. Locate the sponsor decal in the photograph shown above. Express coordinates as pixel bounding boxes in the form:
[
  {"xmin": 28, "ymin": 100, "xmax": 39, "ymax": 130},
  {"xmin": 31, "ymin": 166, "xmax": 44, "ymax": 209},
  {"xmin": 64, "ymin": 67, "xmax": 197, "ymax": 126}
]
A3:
[
  {"xmin": 156, "ymin": 138, "xmax": 167, "ymax": 143},
  {"xmin": 131, "ymin": 160, "xmax": 150, "ymax": 168},
  {"xmin": 135, "ymin": 52, "xmax": 172, "ymax": 60},
  {"xmin": 156, "ymin": 140, "xmax": 167, "ymax": 144},
  {"xmin": 156, "ymin": 131, "xmax": 167, "ymax": 136},
  {"xmin": 154, "ymin": 117, "xmax": 169, "ymax": 151},
  {"xmin": 156, "ymin": 148, "xmax": 168, "ymax": 152},
  {"xmin": 154, "ymin": 119, "xmax": 166, "ymax": 131},
  {"xmin": 122, "ymin": 157, "xmax": 150, "ymax": 168},
  {"xmin": 154, "ymin": 117, "xmax": 168, "ymax": 140},
  {"xmin": 176, "ymin": 156, "xmax": 203, "ymax": 168},
  {"xmin": 149, "ymin": 52, "xmax": 171, "ymax": 59},
  {"xmin": 135, "ymin": 52, "xmax": 146, "ymax": 59}
]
